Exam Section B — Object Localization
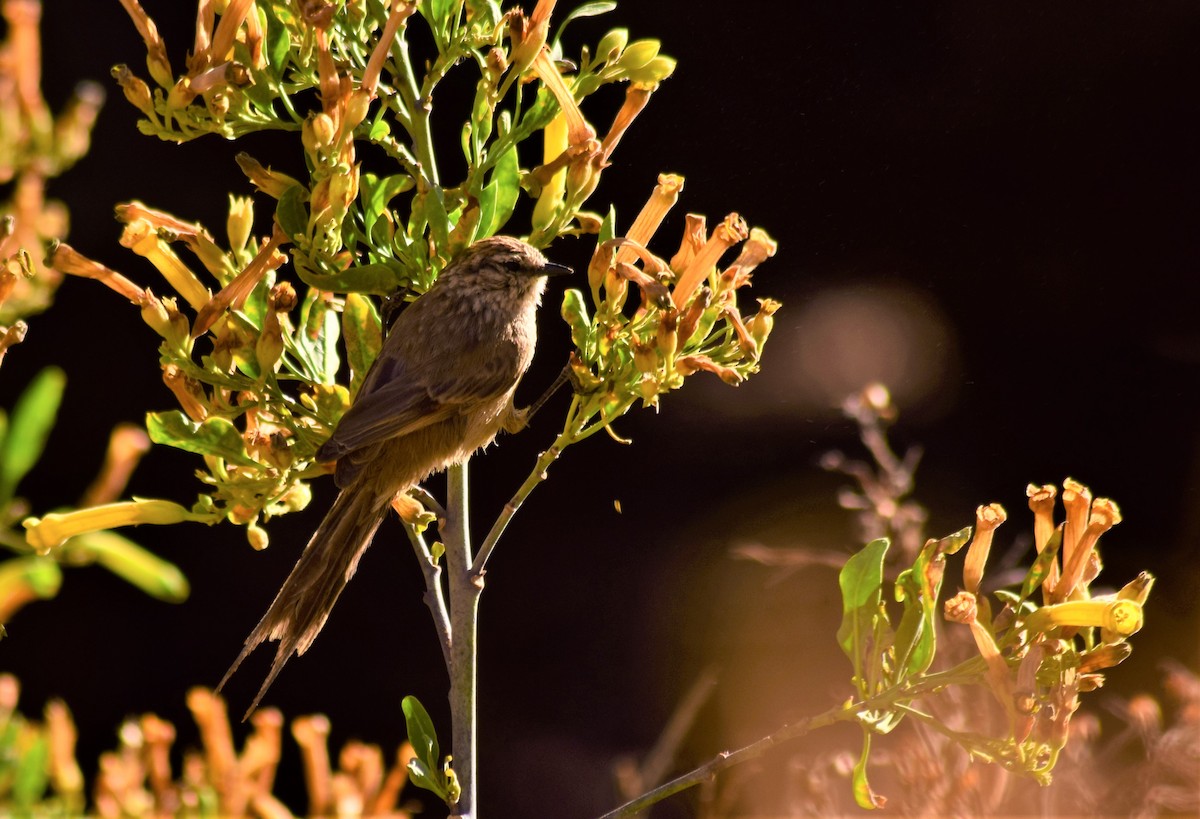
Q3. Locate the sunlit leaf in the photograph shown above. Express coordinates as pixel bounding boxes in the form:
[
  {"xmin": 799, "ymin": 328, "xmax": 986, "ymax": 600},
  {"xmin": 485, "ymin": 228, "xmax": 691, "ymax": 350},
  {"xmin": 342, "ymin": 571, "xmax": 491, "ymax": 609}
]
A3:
[
  {"xmin": 552, "ymin": 1, "xmax": 617, "ymax": 45},
  {"xmin": 402, "ymin": 694, "xmax": 447, "ymax": 800},
  {"xmin": 0, "ymin": 367, "xmax": 65, "ymax": 506},
  {"xmin": 65, "ymin": 530, "xmax": 190, "ymax": 603},
  {"xmin": 342, "ymin": 293, "xmax": 382, "ymax": 398},
  {"xmin": 851, "ymin": 728, "xmax": 887, "ymax": 810},
  {"xmin": 146, "ymin": 411, "xmax": 258, "ymax": 467},
  {"xmin": 361, "ymin": 173, "xmax": 414, "ymax": 238},
  {"xmin": 478, "ymin": 146, "xmax": 521, "ymax": 239},
  {"xmin": 12, "ymin": 732, "xmax": 49, "ymax": 807},
  {"xmin": 837, "ymin": 538, "xmax": 889, "ymax": 668},
  {"xmin": 1021, "ymin": 527, "xmax": 1062, "ymax": 601},
  {"xmin": 275, "ymin": 184, "xmax": 309, "ymax": 239},
  {"xmin": 295, "ymin": 262, "xmax": 402, "ymax": 295},
  {"xmin": 892, "ymin": 527, "xmax": 970, "ymax": 679}
]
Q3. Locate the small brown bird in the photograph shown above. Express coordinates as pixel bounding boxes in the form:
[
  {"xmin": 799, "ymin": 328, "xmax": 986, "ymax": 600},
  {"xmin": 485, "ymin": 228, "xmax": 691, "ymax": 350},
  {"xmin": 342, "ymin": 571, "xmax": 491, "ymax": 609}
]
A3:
[{"xmin": 219, "ymin": 236, "xmax": 570, "ymax": 715}]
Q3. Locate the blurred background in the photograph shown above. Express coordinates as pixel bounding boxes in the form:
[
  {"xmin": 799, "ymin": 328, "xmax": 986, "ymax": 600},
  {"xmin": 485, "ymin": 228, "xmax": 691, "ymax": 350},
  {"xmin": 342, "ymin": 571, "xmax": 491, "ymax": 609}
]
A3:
[{"xmin": 2, "ymin": 1, "xmax": 1199, "ymax": 815}]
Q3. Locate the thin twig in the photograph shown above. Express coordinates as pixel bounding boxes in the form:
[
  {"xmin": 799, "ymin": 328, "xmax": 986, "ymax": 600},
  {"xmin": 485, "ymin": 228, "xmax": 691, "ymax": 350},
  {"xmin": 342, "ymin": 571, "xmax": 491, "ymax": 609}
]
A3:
[
  {"xmin": 598, "ymin": 660, "xmax": 992, "ymax": 818},
  {"xmin": 402, "ymin": 520, "xmax": 451, "ymax": 668}
]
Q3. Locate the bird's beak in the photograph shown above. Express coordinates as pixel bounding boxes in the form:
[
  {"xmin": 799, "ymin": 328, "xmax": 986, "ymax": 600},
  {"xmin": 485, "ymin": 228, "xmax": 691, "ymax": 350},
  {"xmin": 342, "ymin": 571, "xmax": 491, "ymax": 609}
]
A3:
[{"xmin": 542, "ymin": 261, "xmax": 573, "ymax": 277}]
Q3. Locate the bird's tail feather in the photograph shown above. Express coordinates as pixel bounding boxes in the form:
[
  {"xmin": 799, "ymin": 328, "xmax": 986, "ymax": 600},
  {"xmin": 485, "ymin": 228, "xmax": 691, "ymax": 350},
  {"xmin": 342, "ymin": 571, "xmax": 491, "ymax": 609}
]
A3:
[{"xmin": 218, "ymin": 487, "xmax": 390, "ymax": 719}]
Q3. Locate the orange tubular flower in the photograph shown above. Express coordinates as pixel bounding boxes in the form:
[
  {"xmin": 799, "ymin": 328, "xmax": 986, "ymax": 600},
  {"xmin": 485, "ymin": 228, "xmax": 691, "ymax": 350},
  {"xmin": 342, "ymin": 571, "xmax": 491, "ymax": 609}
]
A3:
[
  {"xmin": 531, "ymin": 49, "xmax": 595, "ymax": 146},
  {"xmin": 616, "ymin": 174, "xmax": 684, "ymax": 266},
  {"xmin": 192, "ymin": 223, "xmax": 288, "ymax": 338},
  {"xmin": 963, "ymin": 503, "xmax": 1007, "ymax": 596},
  {"xmin": 46, "ymin": 241, "xmax": 144, "ymax": 303},
  {"xmin": 672, "ymin": 214, "xmax": 748, "ymax": 309}
]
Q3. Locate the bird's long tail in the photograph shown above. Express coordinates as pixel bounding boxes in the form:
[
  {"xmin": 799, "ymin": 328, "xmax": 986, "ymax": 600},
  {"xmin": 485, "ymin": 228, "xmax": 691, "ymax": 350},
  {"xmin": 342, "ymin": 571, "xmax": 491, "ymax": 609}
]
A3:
[{"xmin": 218, "ymin": 486, "xmax": 391, "ymax": 718}]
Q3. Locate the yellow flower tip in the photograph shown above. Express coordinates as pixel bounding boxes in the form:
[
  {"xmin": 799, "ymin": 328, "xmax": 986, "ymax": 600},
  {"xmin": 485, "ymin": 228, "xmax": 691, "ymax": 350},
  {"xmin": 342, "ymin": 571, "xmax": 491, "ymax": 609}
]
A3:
[
  {"xmin": 1026, "ymin": 482, "xmax": 1057, "ymax": 508},
  {"xmin": 944, "ymin": 590, "xmax": 978, "ymax": 624},
  {"xmin": 976, "ymin": 502, "xmax": 1007, "ymax": 532},
  {"xmin": 1089, "ymin": 497, "xmax": 1122, "ymax": 530},
  {"xmin": 1062, "ymin": 477, "xmax": 1093, "ymax": 508},
  {"xmin": 1117, "ymin": 571, "xmax": 1155, "ymax": 605}
]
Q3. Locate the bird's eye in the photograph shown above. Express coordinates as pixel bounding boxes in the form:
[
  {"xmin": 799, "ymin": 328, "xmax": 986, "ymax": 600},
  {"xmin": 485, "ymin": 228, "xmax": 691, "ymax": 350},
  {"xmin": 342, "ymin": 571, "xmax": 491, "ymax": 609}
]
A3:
[{"xmin": 501, "ymin": 257, "xmax": 524, "ymax": 272}]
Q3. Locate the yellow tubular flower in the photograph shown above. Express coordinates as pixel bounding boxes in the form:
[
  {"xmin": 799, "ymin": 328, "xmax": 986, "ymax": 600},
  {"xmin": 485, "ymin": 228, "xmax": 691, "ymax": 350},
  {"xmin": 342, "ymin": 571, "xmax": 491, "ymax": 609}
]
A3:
[
  {"xmin": 23, "ymin": 500, "xmax": 197, "ymax": 554},
  {"xmin": 1024, "ymin": 597, "xmax": 1145, "ymax": 639}
]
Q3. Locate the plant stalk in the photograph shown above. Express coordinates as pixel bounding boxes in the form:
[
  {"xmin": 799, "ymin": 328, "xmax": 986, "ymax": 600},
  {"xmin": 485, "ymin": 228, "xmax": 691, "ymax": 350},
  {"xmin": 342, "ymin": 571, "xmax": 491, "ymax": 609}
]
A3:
[{"xmin": 444, "ymin": 460, "xmax": 481, "ymax": 817}]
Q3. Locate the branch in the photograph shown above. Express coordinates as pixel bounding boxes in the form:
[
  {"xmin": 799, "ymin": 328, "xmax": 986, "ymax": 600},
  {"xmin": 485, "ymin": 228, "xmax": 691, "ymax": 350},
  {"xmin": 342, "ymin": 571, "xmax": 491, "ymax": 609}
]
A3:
[{"xmin": 402, "ymin": 519, "xmax": 451, "ymax": 668}]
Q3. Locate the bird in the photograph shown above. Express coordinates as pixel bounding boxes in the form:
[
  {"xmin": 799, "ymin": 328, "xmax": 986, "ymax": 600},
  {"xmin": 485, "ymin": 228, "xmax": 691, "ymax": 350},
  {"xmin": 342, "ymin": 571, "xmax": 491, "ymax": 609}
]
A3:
[{"xmin": 218, "ymin": 236, "xmax": 571, "ymax": 716}]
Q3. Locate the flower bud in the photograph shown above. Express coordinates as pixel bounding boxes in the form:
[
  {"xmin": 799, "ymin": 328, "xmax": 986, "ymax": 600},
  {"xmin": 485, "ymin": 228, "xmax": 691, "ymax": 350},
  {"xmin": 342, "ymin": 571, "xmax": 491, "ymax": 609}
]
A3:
[
  {"xmin": 112, "ymin": 64, "xmax": 155, "ymax": 117},
  {"xmin": 226, "ymin": 195, "xmax": 254, "ymax": 254},
  {"xmin": 617, "ymin": 39, "xmax": 660, "ymax": 71},
  {"xmin": 746, "ymin": 297, "xmax": 781, "ymax": 354},
  {"xmin": 235, "ymin": 153, "xmax": 302, "ymax": 199},
  {"xmin": 246, "ymin": 523, "xmax": 269, "ymax": 550},
  {"xmin": 594, "ymin": 28, "xmax": 628, "ymax": 63},
  {"xmin": 626, "ymin": 56, "xmax": 676, "ymax": 86}
]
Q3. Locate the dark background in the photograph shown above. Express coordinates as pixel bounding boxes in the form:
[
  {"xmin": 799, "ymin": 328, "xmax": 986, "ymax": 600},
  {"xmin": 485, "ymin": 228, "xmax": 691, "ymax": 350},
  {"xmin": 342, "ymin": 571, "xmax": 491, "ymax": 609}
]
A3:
[{"xmin": 3, "ymin": 2, "xmax": 1199, "ymax": 816}]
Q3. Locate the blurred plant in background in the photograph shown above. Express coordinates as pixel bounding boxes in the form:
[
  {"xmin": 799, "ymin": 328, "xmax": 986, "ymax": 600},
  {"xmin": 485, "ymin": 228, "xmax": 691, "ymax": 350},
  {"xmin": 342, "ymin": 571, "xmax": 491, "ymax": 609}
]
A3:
[
  {"xmin": 1, "ymin": 0, "xmax": 186, "ymax": 636},
  {"xmin": 1, "ymin": 0, "xmax": 103, "ymax": 347},
  {"xmin": 0, "ymin": 674, "xmax": 422, "ymax": 818}
]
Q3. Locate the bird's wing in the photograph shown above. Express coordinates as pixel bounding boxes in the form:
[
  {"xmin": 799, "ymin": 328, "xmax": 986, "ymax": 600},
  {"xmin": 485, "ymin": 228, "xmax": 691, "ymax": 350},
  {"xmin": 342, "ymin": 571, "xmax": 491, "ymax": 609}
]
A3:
[{"xmin": 316, "ymin": 337, "xmax": 522, "ymax": 462}]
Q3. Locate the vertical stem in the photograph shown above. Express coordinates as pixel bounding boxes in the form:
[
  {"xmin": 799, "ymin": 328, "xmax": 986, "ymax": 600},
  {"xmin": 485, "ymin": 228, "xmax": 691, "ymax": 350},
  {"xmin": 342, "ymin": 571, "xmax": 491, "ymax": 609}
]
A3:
[{"xmin": 444, "ymin": 460, "xmax": 481, "ymax": 817}]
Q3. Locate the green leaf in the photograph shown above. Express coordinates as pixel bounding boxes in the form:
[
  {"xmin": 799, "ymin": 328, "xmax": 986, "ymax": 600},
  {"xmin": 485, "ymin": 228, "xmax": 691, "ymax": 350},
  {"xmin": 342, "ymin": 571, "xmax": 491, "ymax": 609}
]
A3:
[
  {"xmin": 0, "ymin": 557, "xmax": 63, "ymax": 614},
  {"xmin": 477, "ymin": 147, "xmax": 520, "ymax": 239},
  {"xmin": 1021, "ymin": 527, "xmax": 1062, "ymax": 601},
  {"xmin": 146, "ymin": 411, "xmax": 258, "ymax": 468},
  {"xmin": 561, "ymin": 289, "xmax": 593, "ymax": 353},
  {"xmin": 891, "ymin": 527, "xmax": 971, "ymax": 680},
  {"xmin": 836, "ymin": 538, "xmax": 889, "ymax": 678},
  {"xmin": 360, "ymin": 173, "xmax": 414, "ymax": 240},
  {"xmin": 342, "ymin": 293, "xmax": 382, "ymax": 398},
  {"xmin": 0, "ymin": 367, "xmax": 65, "ymax": 506},
  {"xmin": 851, "ymin": 728, "xmax": 887, "ymax": 810},
  {"xmin": 12, "ymin": 732, "xmax": 49, "ymax": 807},
  {"xmin": 402, "ymin": 695, "xmax": 446, "ymax": 799},
  {"xmin": 65, "ymin": 530, "xmax": 190, "ymax": 603},
  {"xmin": 298, "ymin": 294, "xmax": 341, "ymax": 384},
  {"xmin": 275, "ymin": 184, "xmax": 309, "ymax": 239},
  {"xmin": 598, "ymin": 204, "xmax": 617, "ymax": 244},
  {"xmin": 261, "ymin": 3, "xmax": 292, "ymax": 82},
  {"xmin": 418, "ymin": 0, "xmax": 457, "ymax": 47},
  {"xmin": 406, "ymin": 757, "xmax": 449, "ymax": 801},
  {"xmin": 295, "ymin": 262, "xmax": 402, "ymax": 295},
  {"xmin": 552, "ymin": 1, "xmax": 617, "ymax": 45}
]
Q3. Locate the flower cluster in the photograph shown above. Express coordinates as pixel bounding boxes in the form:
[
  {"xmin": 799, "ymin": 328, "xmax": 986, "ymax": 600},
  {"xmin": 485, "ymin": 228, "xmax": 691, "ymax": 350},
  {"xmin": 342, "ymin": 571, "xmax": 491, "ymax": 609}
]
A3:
[
  {"xmin": 560, "ymin": 174, "xmax": 779, "ymax": 440},
  {"xmin": 1, "ymin": 0, "xmax": 104, "ymax": 357},
  {"xmin": 943, "ymin": 478, "xmax": 1153, "ymax": 779},
  {"xmin": 25, "ymin": 0, "xmax": 776, "ymax": 554},
  {"xmin": 0, "ymin": 674, "xmax": 418, "ymax": 818}
]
